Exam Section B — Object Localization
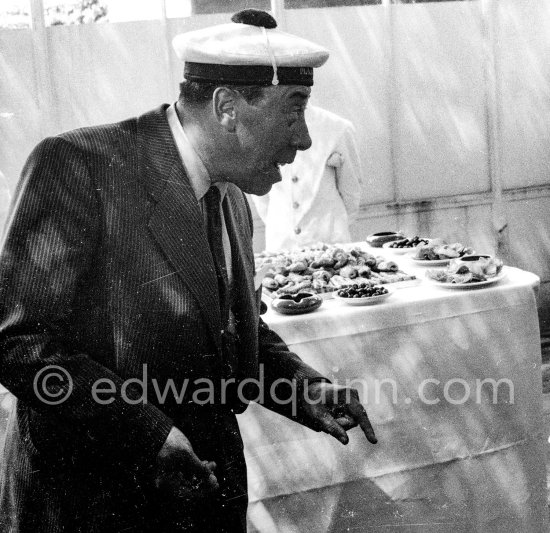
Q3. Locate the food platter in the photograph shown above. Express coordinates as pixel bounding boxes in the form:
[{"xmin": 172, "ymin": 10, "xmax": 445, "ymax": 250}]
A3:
[
  {"xmin": 425, "ymin": 270, "xmax": 507, "ymax": 289},
  {"xmin": 412, "ymin": 240, "xmax": 474, "ymax": 263},
  {"xmin": 382, "ymin": 242, "xmax": 414, "ymax": 255},
  {"xmin": 334, "ymin": 286, "xmax": 393, "ymax": 306},
  {"xmin": 334, "ymin": 291, "xmax": 393, "ymax": 306},
  {"xmin": 256, "ymin": 244, "xmax": 416, "ymax": 299},
  {"xmin": 411, "ymin": 257, "xmax": 451, "ymax": 266},
  {"xmin": 270, "ymin": 292, "xmax": 323, "ymax": 314}
]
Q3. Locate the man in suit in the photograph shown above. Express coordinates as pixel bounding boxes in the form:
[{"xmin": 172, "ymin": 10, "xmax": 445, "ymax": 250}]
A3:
[{"xmin": 0, "ymin": 10, "xmax": 376, "ymax": 533}]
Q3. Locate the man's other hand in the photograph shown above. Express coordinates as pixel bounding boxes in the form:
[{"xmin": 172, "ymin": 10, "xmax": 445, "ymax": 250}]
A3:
[{"xmin": 155, "ymin": 426, "xmax": 219, "ymax": 498}]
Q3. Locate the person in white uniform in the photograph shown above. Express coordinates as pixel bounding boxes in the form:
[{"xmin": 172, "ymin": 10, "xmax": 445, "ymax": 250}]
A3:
[{"xmin": 253, "ymin": 104, "xmax": 363, "ymax": 251}]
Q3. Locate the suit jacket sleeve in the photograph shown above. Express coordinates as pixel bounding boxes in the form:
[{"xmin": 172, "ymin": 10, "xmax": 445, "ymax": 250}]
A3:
[
  {"xmin": 0, "ymin": 136, "xmax": 172, "ymax": 468},
  {"xmin": 256, "ymin": 316, "xmax": 329, "ymax": 428}
]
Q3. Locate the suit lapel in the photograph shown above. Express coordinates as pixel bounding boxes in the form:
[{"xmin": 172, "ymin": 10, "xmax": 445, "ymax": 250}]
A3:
[{"xmin": 137, "ymin": 106, "xmax": 222, "ymax": 349}]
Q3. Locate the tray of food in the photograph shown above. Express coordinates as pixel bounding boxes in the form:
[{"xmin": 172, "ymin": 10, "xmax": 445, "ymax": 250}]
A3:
[
  {"xmin": 383, "ymin": 236, "xmax": 429, "ymax": 254},
  {"xmin": 425, "ymin": 255, "xmax": 505, "ymax": 288},
  {"xmin": 334, "ymin": 284, "xmax": 393, "ymax": 306},
  {"xmin": 256, "ymin": 244, "xmax": 416, "ymax": 299},
  {"xmin": 412, "ymin": 238, "xmax": 474, "ymax": 265}
]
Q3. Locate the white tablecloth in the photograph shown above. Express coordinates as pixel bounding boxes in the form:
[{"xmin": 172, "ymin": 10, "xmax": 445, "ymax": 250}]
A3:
[{"xmin": 238, "ymin": 256, "xmax": 548, "ymax": 532}]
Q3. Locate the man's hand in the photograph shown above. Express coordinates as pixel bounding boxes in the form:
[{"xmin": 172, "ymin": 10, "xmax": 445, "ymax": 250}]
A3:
[
  {"xmin": 301, "ymin": 382, "xmax": 377, "ymax": 445},
  {"xmin": 155, "ymin": 426, "xmax": 219, "ymax": 498}
]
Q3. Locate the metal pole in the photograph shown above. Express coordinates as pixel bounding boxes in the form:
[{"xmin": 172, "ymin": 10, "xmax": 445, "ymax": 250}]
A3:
[
  {"xmin": 481, "ymin": 0, "xmax": 508, "ymax": 258},
  {"xmin": 29, "ymin": 0, "xmax": 58, "ymax": 137},
  {"xmin": 270, "ymin": 0, "xmax": 286, "ymax": 30},
  {"xmin": 159, "ymin": 0, "xmax": 178, "ymax": 99},
  {"xmin": 382, "ymin": 0, "xmax": 399, "ymax": 205}
]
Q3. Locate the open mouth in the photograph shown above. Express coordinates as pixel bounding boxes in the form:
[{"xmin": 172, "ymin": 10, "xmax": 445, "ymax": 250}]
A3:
[
  {"xmin": 266, "ymin": 162, "xmax": 284, "ymax": 173},
  {"xmin": 273, "ymin": 159, "xmax": 293, "ymax": 169}
]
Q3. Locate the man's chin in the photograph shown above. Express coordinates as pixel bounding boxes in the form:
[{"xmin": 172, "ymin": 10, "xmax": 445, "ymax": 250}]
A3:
[
  {"xmin": 248, "ymin": 167, "xmax": 282, "ymax": 196},
  {"xmin": 250, "ymin": 183, "xmax": 274, "ymax": 196},
  {"xmin": 240, "ymin": 180, "xmax": 275, "ymax": 196},
  {"xmin": 228, "ymin": 167, "xmax": 281, "ymax": 195}
]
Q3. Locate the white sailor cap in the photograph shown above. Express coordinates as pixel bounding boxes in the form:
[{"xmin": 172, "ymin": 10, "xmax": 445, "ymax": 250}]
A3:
[{"xmin": 172, "ymin": 9, "xmax": 329, "ymax": 87}]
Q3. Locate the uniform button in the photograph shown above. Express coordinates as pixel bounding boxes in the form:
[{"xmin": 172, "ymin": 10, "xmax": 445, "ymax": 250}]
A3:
[
  {"xmin": 293, "ymin": 201, "xmax": 300, "ymax": 209},
  {"xmin": 291, "ymin": 175, "xmax": 299, "ymax": 183},
  {"xmin": 294, "ymin": 227, "xmax": 301, "ymax": 234}
]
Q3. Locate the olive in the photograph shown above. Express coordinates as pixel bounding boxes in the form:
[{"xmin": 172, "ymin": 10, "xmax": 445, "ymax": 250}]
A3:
[{"xmin": 338, "ymin": 284, "xmax": 388, "ymax": 298}]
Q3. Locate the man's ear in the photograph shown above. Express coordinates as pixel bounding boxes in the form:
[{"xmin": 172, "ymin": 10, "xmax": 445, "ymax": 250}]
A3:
[{"xmin": 213, "ymin": 87, "xmax": 238, "ymax": 132}]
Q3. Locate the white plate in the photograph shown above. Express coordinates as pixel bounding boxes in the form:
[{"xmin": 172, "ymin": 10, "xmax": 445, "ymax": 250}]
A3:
[
  {"xmin": 334, "ymin": 288, "xmax": 393, "ymax": 306},
  {"xmin": 382, "ymin": 241, "xmax": 415, "ymax": 254},
  {"xmin": 425, "ymin": 270, "xmax": 507, "ymax": 289},
  {"xmin": 411, "ymin": 257, "xmax": 451, "ymax": 266}
]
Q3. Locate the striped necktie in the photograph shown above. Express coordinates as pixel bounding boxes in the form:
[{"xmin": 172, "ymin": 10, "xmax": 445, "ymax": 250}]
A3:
[{"xmin": 204, "ymin": 186, "xmax": 229, "ymax": 322}]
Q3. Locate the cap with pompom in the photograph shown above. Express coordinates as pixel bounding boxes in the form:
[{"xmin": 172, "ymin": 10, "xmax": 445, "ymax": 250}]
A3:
[{"xmin": 172, "ymin": 9, "xmax": 329, "ymax": 87}]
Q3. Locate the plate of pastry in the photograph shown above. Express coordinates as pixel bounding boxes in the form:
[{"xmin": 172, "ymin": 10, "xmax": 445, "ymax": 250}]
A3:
[
  {"xmin": 425, "ymin": 255, "xmax": 505, "ymax": 289},
  {"xmin": 412, "ymin": 239, "xmax": 474, "ymax": 265}
]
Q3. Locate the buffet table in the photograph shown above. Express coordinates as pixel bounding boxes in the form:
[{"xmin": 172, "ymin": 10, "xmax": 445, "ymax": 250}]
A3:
[{"xmin": 238, "ymin": 253, "xmax": 548, "ymax": 532}]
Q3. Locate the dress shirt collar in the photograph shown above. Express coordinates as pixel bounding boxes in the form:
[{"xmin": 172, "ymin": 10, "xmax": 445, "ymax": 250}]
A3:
[{"xmin": 166, "ymin": 103, "xmax": 228, "ymax": 202}]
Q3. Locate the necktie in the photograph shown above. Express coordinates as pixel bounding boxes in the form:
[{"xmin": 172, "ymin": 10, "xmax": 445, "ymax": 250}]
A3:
[{"xmin": 204, "ymin": 186, "xmax": 229, "ymax": 323}]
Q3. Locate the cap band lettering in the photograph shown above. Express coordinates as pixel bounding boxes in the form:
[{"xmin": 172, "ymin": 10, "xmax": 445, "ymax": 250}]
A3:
[{"xmin": 184, "ymin": 62, "xmax": 314, "ymax": 86}]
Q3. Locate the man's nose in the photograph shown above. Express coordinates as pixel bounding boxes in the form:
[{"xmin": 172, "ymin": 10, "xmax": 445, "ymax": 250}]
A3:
[{"xmin": 291, "ymin": 121, "xmax": 312, "ymax": 151}]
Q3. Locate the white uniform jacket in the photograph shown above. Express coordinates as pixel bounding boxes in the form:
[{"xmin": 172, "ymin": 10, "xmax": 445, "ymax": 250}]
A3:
[{"xmin": 253, "ymin": 105, "xmax": 363, "ymax": 251}]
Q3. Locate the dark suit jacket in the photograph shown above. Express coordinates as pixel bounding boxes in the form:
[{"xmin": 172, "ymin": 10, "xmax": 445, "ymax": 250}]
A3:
[{"xmin": 0, "ymin": 105, "xmax": 325, "ymax": 532}]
